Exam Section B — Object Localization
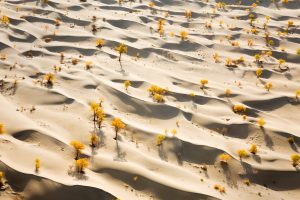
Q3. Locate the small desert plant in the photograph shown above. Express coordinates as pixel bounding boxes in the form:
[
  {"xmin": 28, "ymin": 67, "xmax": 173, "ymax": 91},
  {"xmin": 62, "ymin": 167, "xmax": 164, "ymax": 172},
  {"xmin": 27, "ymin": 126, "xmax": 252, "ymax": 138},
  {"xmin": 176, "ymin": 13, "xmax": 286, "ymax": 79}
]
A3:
[
  {"xmin": 96, "ymin": 108, "xmax": 105, "ymax": 129},
  {"xmin": 116, "ymin": 43, "xmax": 127, "ymax": 62},
  {"xmin": 296, "ymin": 90, "xmax": 300, "ymax": 99},
  {"xmin": 75, "ymin": 158, "xmax": 89, "ymax": 173},
  {"xmin": 257, "ymin": 118, "xmax": 266, "ymax": 127},
  {"xmin": 70, "ymin": 140, "xmax": 85, "ymax": 160},
  {"xmin": 288, "ymin": 137, "xmax": 295, "ymax": 145},
  {"xmin": 124, "ymin": 80, "xmax": 131, "ymax": 91},
  {"xmin": 291, "ymin": 154, "xmax": 300, "ymax": 167},
  {"xmin": 35, "ymin": 158, "xmax": 41, "ymax": 172},
  {"xmin": 111, "ymin": 118, "xmax": 125, "ymax": 140},
  {"xmin": 156, "ymin": 134, "xmax": 166, "ymax": 146},
  {"xmin": 0, "ymin": 171, "xmax": 5, "ymax": 187},
  {"xmin": 278, "ymin": 59, "xmax": 285, "ymax": 68},
  {"xmin": 214, "ymin": 184, "xmax": 226, "ymax": 193},
  {"xmin": 238, "ymin": 149, "xmax": 248, "ymax": 159},
  {"xmin": 254, "ymin": 54, "xmax": 261, "ymax": 63},
  {"xmin": 225, "ymin": 58, "xmax": 232, "ymax": 66},
  {"xmin": 0, "ymin": 123, "xmax": 5, "ymax": 134},
  {"xmin": 90, "ymin": 133, "xmax": 99, "ymax": 148},
  {"xmin": 180, "ymin": 31, "xmax": 188, "ymax": 41},
  {"xmin": 153, "ymin": 93, "xmax": 164, "ymax": 102},
  {"xmin": 185, "ymin": 9, "xmax": 192, "ymax": 20},
  {"xmin": 256, "ymin": 68, "xmax": 262, "ymax": 78},
  {"xmin": 264, "ymin": 82, "xmax": 272, "ymax": 92},
  {"xmin": 148, "ymin": 84, "xmax": 166, "ymax": 101},
  {"xmin": 248, "ymin": 39, "xmax": 253, "ymax": 47},
  {"xmin": 287, "ymin": 20, "xmax": 294, "ymax": 32},
  {"xmin": 225, "ymin": 89, "xmax": 231, "ymax": 97},
  {"xmin": 200, "ymin": 79, "xmax": 208, "ymax": 89},
  {"xmin": 71, "ymin": 58, "xmax": 78, "ymax": 65},
  {"xmin": 1, "ymin": 15, "xmax": 10, "ymax": 25},
  {"xmin": 297, "ymin": 48, "xmax": 300, "ymax": 55},
  {"xmin": 219, "ymin": 153, "xmax": 231, "ymax": 164},
  {"xmin": 157, "ymin": 19, "xmax": 165, "ymax": 31},
  {"xmin": 244, "ymin": 179, "xmax": 251, "ymax": 186},
  {"xmin": 43, "ymin": 73, "xmax": 55, "ymax": 86},
  {"xmin": 249, "ymin": 144, "xmax": 258, "ymax": 154},
  {"xmin": 233, "ymin": 104, "xmax": 246, "ymax": 113},
  {"xmin": 85, "ymin": 61, "xmax": 93, "ymax": 70},
  {"xmin": 213, "ymin": 52, "xmax": 219, "ymax": 63},
  {"xmin": 96, "ymin": 39, "xmax": 104, "ymax": 48},
  {"xmin": 171, "ymin": 129, "xmax": 177, "ymax": 136},
  {"xmin": 90, "ymin": 101, "xmax": 100, "ymax": 121}
]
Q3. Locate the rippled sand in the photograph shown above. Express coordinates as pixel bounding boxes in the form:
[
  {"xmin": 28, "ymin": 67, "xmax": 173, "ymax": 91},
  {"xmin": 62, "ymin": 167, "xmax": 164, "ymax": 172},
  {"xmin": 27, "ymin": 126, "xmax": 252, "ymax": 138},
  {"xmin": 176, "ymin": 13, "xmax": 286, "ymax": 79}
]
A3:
[{"xmin": 0, "ymin": 0, "xmax": 300, "ymax": 200}]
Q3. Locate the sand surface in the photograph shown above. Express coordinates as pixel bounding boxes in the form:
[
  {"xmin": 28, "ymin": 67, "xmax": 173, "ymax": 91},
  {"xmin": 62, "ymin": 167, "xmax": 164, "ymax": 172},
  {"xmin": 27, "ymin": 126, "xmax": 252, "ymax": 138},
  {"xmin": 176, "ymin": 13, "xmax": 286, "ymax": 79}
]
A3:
[{"xmin": 0, "ymin": 0, "xmax": 300, "ymax": 200}]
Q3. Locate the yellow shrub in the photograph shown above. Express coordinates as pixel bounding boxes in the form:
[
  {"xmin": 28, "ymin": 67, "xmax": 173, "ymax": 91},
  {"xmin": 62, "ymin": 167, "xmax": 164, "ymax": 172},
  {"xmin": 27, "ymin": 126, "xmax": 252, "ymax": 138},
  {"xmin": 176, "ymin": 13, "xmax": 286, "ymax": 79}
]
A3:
[
  {"xmin": 264, "ymin": 82, "xmax": 272, "ymax": 91},
  {"xmin": 256, "ymin": 68, "xmax": 262, "ymax": 78},
  {"xmin": 249, "ymin": 144, "xmax": 258, "ymax": 154},
  {"xmin": 257, "ymin": 118, "xmax": 266, "ymax": 127},
  {"xmin": 233, "ymin": 104, "xmax": 246, "ymax": 113},
  {"xmin": 35, "ymin": 158, "xmax": 41, "ymax": 172},
  {"xmin": 219, "ymin": 153, "xmax": 231, "ymax": 163},
  {"xmin": 156, "ymin": 134, "xmax": 166, "ymax": 146},
  {"xmin": 0, "ymin": 123, "xmax": 5, "ymax": 134},
  {"xmin": 238, "ymin": 149, "xmax": 248, "ymax": 158},
  {"xmin": 124, "ymin": 80, "xmax": 131, "ymax": 90},
  {"xmin": 75, "ymin": 158, "xmax": 89, "ymax": 173},
  {"xmin": 291, "ymin": 154, "xmax": 300, "ymax": 167}
]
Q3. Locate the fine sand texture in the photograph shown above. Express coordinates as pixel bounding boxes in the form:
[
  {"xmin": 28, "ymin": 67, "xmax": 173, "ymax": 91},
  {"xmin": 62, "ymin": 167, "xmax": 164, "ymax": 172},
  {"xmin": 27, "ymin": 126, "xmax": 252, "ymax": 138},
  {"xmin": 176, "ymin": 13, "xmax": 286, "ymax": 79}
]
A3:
[{"xmin": 0, "ymin": 0, "xmax": 300, "ymax": 200}]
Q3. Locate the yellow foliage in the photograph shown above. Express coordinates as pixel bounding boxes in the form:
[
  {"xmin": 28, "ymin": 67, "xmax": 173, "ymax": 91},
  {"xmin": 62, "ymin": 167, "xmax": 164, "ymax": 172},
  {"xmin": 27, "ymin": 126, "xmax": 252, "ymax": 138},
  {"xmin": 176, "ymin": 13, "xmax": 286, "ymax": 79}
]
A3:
[
  {"xmin": 213, "ymin": 52, "xmax": 219, "ymax": 62},
  {"xmin": 116, "ymin": 43, "xmax": 127, "ymax": 61},
  {"xmin": 287, "ymin": 20, "xmax": 294, "ymax": 27},
  {"xmin": 238, "ymin": 149, "xmax": 248, "ymax": 158},
  {"xmin": 44, "ymin": 73, "xmax": 55, "ymax": 85},
  {"xmin": 1, "ymin": 15, "xmax": 10, "ymax": 24},
  {"xmin": 90, "ymin": 134, "xmax": 99, "ymax": 147},
  {"xmin": 200, "ymin": 79, "xmax": 208, "ymax": 88},
  {"xmin": 96, "ymin": 108, "xmax": 105, "ymax": 128},
  {"xmin": 256, "ymin": 68, "xmax": 262, "ymax": 78},
  {"xmin": 254, "ymin": 54, "xmax": 261, "ymax": 62},
  {"xmin": 249, "ymin": 144, "xmax": 258, "ymax": 154},
  {"xmin": 70, "ymin": 140, "xmax": 85, "ymax": 151},
  {"xmin": 124, "ymin": 80, "xmax": 131, "ymax": 90},
  {"xmin": 171, "ymin": 129, "xmax": 177, "ymax": 136},
  {"xmin": 75, "ymin": 158, "xmax": 89, "ymax": 173},
  {"xmin": 225, "ymin": 89, "xmax": 231, "ymax": 97},
  {"xmin": 149, "ymin": 2, "xmax": 155, "ymax": 8},
  {"xmin": 257, "ymin": 118, "xmax": 265, "ymax": 127},
  {"xmin": 156, "ymin": 134, "xmax": 166, "ymax": 146},
  {"xmin": 296, "ymin": 90, "xmax": 300, "ymax": 98},
  {"xmin": 85, "ymin": 61, "xmax": 93, "ymax": 70},
  {"xmin": 0, "ymin": 123, "xmax": 5, "ymax": 134},
  {"xmin": 291, "ymin": 154, "xmax": 300, "ymax": 167},
  {"xmin": 185, "ymin": 9, "xmax": 192, "ymax": 19},
  {"xmin": 111, "ymin": 118, "xmax": 125, "ymax": 133},
  {"xmin": 180, "ymin": 31, "xmax": 188, "ymax": 41},
  {"xmin": 264, "ymin": 82, "xmax": 272, "ymax": 91},
  {"xmin": 219, "ymin": 153, "xmax": 231, "ymax": 163},
  {"xmin": 96, "ymin": 39, "xmax": 104, "ymax": 47},
  {"xmin": 278, "ymin": 59, "xmax": 285, "ymax": 66},
  {"xmin": 35, "ymin": 158, "xmax": 41, "ymax": 172},
  {"xmin": 153, "ymin": 93, "xmax": 164, "ymax": 102},
  {"xmin": 148, "ymin": 85, "xmax": 166, "ymax": 96},
  {"xmin": 90, "ymin": 101, "xmax": 99, "ymax": 113},
  {"xmin": 233, "ymin": 104, "xmax": 246, "ymax": 113},
  {"xmin": 214, "ymin": 184, "xmax": 226, "ymax": 193}
]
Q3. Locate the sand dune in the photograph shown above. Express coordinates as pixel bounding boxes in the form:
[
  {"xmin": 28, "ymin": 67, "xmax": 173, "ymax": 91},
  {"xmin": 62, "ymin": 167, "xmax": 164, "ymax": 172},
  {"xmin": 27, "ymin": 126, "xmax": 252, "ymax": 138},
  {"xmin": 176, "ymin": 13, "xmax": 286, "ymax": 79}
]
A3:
[{"xmin": 0, "ymin": 0, "xmax": 300, "ymax": 199}]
